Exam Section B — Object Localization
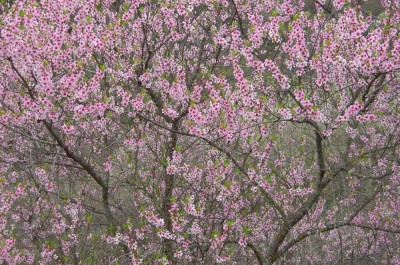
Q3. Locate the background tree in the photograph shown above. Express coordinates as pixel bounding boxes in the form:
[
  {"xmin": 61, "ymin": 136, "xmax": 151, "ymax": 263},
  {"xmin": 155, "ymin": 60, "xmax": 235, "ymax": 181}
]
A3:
[{"xmin": 0, "ymin": 0, "xmax": 399, "ymax": 264}]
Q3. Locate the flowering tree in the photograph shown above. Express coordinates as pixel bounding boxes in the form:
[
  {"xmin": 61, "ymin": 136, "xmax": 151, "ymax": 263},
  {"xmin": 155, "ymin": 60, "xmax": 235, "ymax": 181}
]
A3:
[{"xmin": 0, "ymin": 0, "xmax": 400, "ymax": 264}]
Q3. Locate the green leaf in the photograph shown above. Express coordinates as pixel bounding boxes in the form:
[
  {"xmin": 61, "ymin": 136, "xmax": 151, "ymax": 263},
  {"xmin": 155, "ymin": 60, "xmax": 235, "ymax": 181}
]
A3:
[
  {"xmin": 227, "ymin": 219, "xmax": 235, "ymax": 227},
  {"xmin": 243, "ymin": 226, "xmax": 252, "ymax": 234},
  {"xmin": 211, "ymin": 231, "xmax": 220, "ymax": 238},
  {"xmin": 183, "ymin": 196, "xmax": 190, "ymax": 204},
  {"xmin": 279, "ymin": 22, "xmax": 285, "ymax": 32},
  {"xmin": 108, "ymin": 224, "xmax": 116, "ymax": 232},
  {"xmin": 224, "ymin": 181, "xmax": 231, "ymax": 188},
  {"xmin": 243, "ymin": 39, "xmax": 251, "ymax": 47},
  {"xmin": 19, "ymin": 10, "xmax": 26, "ymax": 18},
  {"xmin": 265, "ymin": 176, "xmax": 272, "ymax": 183},
  {"xmin": 261, "ymin": 95, "xmax": 267, "ymax": 102}
]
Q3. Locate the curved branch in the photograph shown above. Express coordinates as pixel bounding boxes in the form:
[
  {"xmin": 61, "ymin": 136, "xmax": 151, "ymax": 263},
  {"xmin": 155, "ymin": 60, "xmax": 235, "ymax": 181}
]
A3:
[{"xmin": 275, "ymin": 185, "xmax": 384, "ymax": 261}]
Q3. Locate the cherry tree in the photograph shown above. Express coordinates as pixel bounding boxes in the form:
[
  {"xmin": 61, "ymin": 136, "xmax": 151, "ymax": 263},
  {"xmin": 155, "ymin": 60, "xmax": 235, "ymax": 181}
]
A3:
[{"xmin": 0, "ymin": 0, "xmax": 400, "ymax": 264}]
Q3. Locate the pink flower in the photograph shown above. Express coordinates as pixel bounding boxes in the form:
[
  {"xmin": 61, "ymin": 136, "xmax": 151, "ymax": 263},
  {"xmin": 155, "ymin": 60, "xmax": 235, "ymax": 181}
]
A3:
[{"xmin": 104, "ymin": 159, "xmax": 112, "ymax": 172}]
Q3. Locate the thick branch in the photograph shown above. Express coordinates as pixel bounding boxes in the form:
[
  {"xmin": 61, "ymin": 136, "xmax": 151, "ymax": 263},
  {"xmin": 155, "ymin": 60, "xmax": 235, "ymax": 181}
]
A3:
[
  {"xmin": 275, "ymin": 185, "xmax": 383, "ymax": 261},
  {"xmin": 43, "ymin": 121, "xmax": 105, "ymax": 188}
]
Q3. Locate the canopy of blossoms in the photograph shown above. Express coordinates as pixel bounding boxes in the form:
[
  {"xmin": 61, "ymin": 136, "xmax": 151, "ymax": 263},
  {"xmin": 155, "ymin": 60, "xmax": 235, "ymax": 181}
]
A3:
[{"xmin": 0, "ymin": 0, "xmax": 399, "ymax": 264}]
